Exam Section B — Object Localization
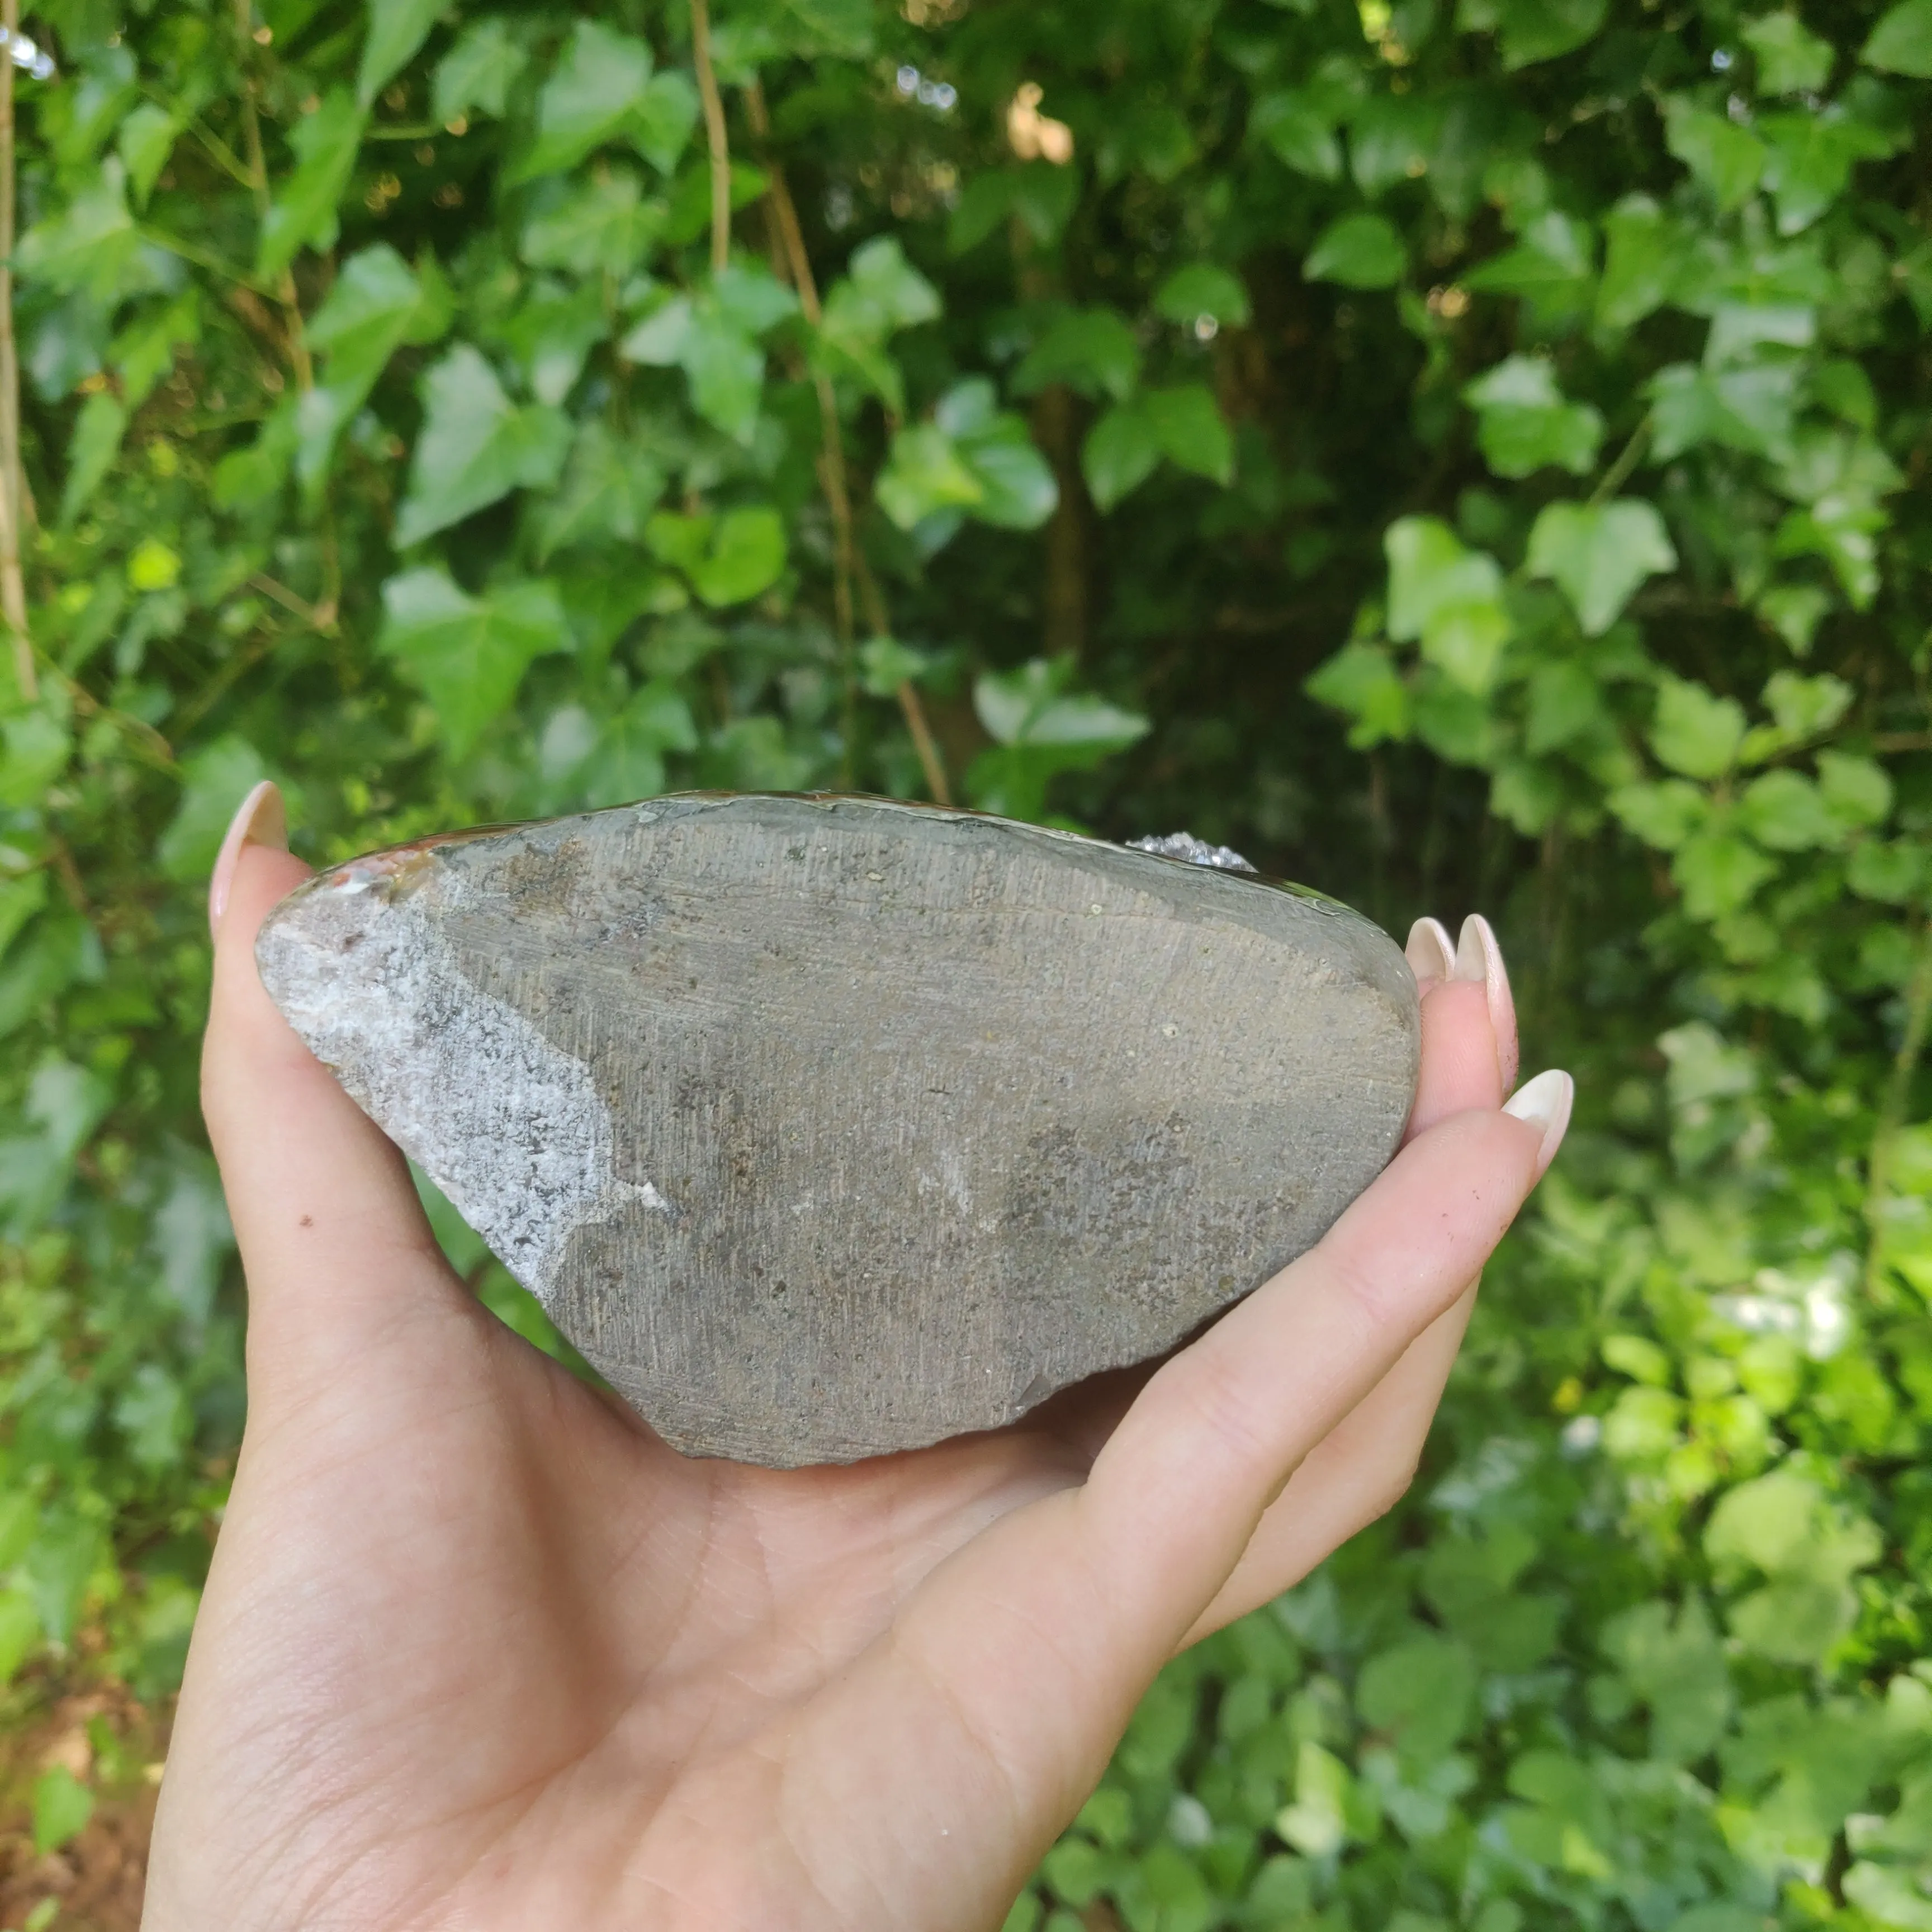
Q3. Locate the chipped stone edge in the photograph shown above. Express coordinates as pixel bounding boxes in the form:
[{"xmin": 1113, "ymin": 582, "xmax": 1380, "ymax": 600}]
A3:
[{"xmin": 255, "ymin": 861, "xmax": 665, "ymax": 1306}]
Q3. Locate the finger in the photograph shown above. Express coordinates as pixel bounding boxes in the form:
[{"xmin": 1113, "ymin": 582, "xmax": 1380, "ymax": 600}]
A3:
[
  {"xmin": 1015, "ymin": 918, "xmax": 1513, "ymax": 1471},
  {"xmin": 1168, "ymin": 916, "xmax": 1515, "ymax": 1634},
  {"xmin": 1455, "ymin": 913, "xmax": 1518, "ymax": 1093},
  {"xmin": 1178, "ymin": 1278, "xmax": 1477, "ymax": 1644},
  {"xmin": 794, "ymin": 1091, "xmax": 1562, "ymax": 1914},
  {"xmin": 201, "ymin": 789, "xmax": 467, "ymax": 1403},
  {"xmin": 1407, "ymin": 911, "xmax": 1514, "ymax": 1129},
  {"xmin": 1075, "ymin": 1100, "xmax": 1554, "ymax": 1661}
]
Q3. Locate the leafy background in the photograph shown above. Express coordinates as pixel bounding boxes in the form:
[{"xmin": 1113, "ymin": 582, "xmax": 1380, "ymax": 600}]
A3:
[{"xmin": 3, "ymin": 0, "xmax": 1932, "ymax": 1922}]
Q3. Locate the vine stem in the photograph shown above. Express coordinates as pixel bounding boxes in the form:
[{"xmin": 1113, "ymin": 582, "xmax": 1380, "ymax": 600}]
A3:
[
  {"xmin": 0, "ymin": 0, "xmax": 34, "ymax": 700},
  {"xmin": 689, "ymin": 0, "xmax": 731, "ymax": 277},
  {"xmin": 233, "ymin": 0, "xmax": 313, "ymax": 391},
  {"xmin": 1588, "ymin": 415, "xmax": 1651, "ymax": 507},
  {"xmin": 1865, "ymin": 910, "xmax": 1932, "ymax": 1295},
  {"xmin": 742, "ymin": 80, "xmax": 951, "ymax": 805}
]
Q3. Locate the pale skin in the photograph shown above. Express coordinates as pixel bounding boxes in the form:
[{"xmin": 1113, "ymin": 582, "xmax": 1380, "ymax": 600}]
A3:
[{"xmin": 144, "ymin": 785, "xmax": 1571, "ymax": 1932}]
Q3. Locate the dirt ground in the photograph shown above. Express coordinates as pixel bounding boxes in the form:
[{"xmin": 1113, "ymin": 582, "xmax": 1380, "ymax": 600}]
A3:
[{"xmin": 0, "ymin": 1683, "xmax": 167, "ymax": 1932}]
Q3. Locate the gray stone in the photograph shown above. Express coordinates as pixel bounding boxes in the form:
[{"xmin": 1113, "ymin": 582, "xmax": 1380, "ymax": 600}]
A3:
[{"xmin": 255, "ymin": 793, "xmax": 1419, "ymax": 1466}]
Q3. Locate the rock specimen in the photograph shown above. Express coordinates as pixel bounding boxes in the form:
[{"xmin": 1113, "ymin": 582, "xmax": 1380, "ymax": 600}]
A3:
[{"xmin": 256, "ymin": 793, "xmax": 1419, "ymax": 1466}]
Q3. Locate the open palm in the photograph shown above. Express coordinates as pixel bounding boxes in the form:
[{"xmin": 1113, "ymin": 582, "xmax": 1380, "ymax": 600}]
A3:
[{"xmin": 144, "ymin": 808, "xmax": 1568, "ymax": 1931}]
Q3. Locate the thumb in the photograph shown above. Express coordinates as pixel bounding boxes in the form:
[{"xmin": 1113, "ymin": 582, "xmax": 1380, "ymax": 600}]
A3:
[{"xmin": 201, "ymin": 786, "xmax": 465, "ymax": 1406}]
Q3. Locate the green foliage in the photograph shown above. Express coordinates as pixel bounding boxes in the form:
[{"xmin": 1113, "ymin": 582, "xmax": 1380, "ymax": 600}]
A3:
[{"xmin": 8, "ymin": 0, "xmax": 1932, "ymax": 1924}]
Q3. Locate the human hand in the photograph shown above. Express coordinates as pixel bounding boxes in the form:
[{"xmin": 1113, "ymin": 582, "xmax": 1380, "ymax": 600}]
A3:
[{"xmin": 144, "ymin": 784, "xmax": 1570, "ymax": 1931}]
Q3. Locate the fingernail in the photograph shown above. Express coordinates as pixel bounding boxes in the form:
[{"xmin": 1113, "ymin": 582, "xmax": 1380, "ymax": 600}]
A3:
[
  {"xmin": 208, "ymin": 780, "xmax": 287, "ymax": 937},
  {"xmin": 1405, "ymin": 917, "xmax": 1456, "ymax": 988},
  {"xmin": 1455, "ymin": 913, "xmax": 1516, "ymax": 1065},
  {"xmin": 1502, "ymin": 1068, "xmax": 1574, "ymax": 1175}
]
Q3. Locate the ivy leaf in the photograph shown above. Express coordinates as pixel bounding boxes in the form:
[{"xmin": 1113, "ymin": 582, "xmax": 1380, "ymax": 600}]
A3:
[
  {"xmin": 1647, "ymin": 362, "xmax": 1800, "ymax": 462},
  {"xmin": 691, "ymin": 508, "xmax": 787, "ymax": 606},
  {"xmin": 520, "ymin": 170, "xmax": 666, "ymax": 278},
  {"xmin": 1462, "ymin": 356, "xmax": 1604, "ymax": 478},
  {"xmin": 377, "ymin": 567, "xmax": 567, "ymax": 757},
  {"xmin": 1013, "ymin": 306, "xmax": 1142, "ymax": 403},
  {"xmin": 1650, "ymin": 675, "xmax": 1746, "ymax": 779},
  {"xmin": 536, "ymin": 420, "xmax": 666, "ymax": 561},
  {"xmin": 258, "ymin": 93, "xmax": 367, "ymax": 281},
  {"xmin": 500, "ymin": 281, "xmax": 608, "ymax": 407},
  {"xmin": 1350, "ymin": 94, "xmax": 1444, "ymax": 199},
  {"xmin": 680, "ymin": 320, "xmax": 765, "ymax": 444},
  {"xmin": 1357, "ymin": 1634, "xmax": 1476, "ymax": 1771},
  {"xmin": 1758, "ymin": 112, "xmax": 1895, "ymax": 235},
  {"xmin": 822, "ymin": 235, "xmax": 941, "ymax": 337},
  {"xmin": 1864, "ymin": 0, "xmax": 1932, "ymax": 75},
  {"xmin": 1463, "ymin": 210, "xmax": 1595, "ymax": 323},
  {"xmin": 511, "ymin": 22, "xmax": 655, "ymax": 183},
  {"xmin": 1740, "ymin": 768, "xmax": 1838, "ymax": 849},
  {"xmin": 956, "ymin": 420, "xmax": 1059, "ymax": 529},
  {"xmin": 0, "ymin": 1056, "xmax": 112, "ymax": 1239},
  {"xmin": 647, "ymin": 508, "xmax": 788, "ymax": 605},
  {"xmin": 573, "ymin": 681, "xmax": 698, "ymax": 807},
  {"xmin": 1083, "ymin": 403, "xmax": 1161, "ymax": 512},
  {"xmin": 1306, "ymin": 642, "xmax": 1412, "ymax": 748},
  {"xmin": 432, "ymin": 17, "xmax": 519, "ymax": 124},
  {"xmin": 815, "ymin": 237, "xmax": 940, "ymax": 410},
  {"xmin": 357, "ymin": 0, "xmax": 447, "ymax": 108},
  {"xmin": 1609, "ymin": 778, "xmax": 1708, "ymax": 850},
  {"xmin": 630, "ymin": 70, "xmax": 702, "ymax": 173},
  {"xmin": 1304, "ymin": 212, "xmax": 1406, "ymax": 288},
  {"xmin": 1758, "ymin": 582, "xmax": 1834, "ymax": 655},
  {"xmin": 111, "ymin": 290, "xmax": 202, "ymax": 408},
  {"xmin": 1819, "ymin": 750, "xmax": 1893, "ymax": 829},
  {"xmin": 772, "ymin": 0, "xmax": 874, "ymax": 59},
  {"xmin": 622, "ymin": 274, "xmax": 790, "ymax": 443},
  {"xmin": 30, "ymin": 1767, "xmax": 93, "ymax": 1855},
  {"xmin": 1251, "ymin": 89, "xmax": 1343, "ymax": 181},
  {"xmin": 1663, "ymin": 99, "xmax": 1766, "ymax": 211},
  {"xmin": 157, "ymin": 736, "xmax": 271, "ymax": 880},
  {"xmin": 58, "ymin": 392, "xmax": 128, "ymax": 527},
  {"xmin": 1386, "ymin": 516, "xmax": 1514, "ymax": 692},
  {"xmin": 1144, "ymin": 385, "xmax": 1235, "ymax": 485},
  {"xmin": 116, "ymin": 101, "xmax": 178, "ymax": 207},
  {"xmin": 1153, "ymin": 264, "xmax": 1251, "ymax": 329},
  {"xmin": 1596, "ymin": 195, "xmax": 1680, "ymax": 332},
  {"xmin": 15, "ymin": 159, "xmax": 140, "ymax": 301},
  {"xmin": 1526, "ymin": 499, "xmax": 1677, "ymax": 635},
  {"xmin": 713, "ymin": 263, "xmax": 801, "ymax": 335},
  {"xmin": 299, "ymin": 244, "xmax": 443, "ymax": 495},
  {"xmin": 394, "ymin": 345, "xmax": 572, "ymax": 547},
  {"xmin": 967, "ymin": 656, "xmax": 1149, "ymax": 819},
  {"xmin": 1742, "ymin": 12, "xmax": 1835, "ymax": 94},
  {"xmin": 877, "ymin": 424, "xmax": 984, "ymax": 529},
  {"xmin": 1494, "ymin": 0, "xmax": 1607, "ymax": 68}
]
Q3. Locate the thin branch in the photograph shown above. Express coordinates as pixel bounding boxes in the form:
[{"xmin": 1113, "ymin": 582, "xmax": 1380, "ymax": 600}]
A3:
[
  {"xmin": 858, "ymin": 553, "xmax": 951, "ymax": 806},
  {"xmin": 747, "ymin": 83, "xmax": 820, "ymax": 322},
  {"xmin": 1589, "ymin": 415, "xmax": 1652, "ymax": 507},
  {"xmin": 0, "ymin": 0, "xmax": 32, "ymax": 700},
  {"xmin": 689, "ymin": 0, "xmax": 731, "ymax": 277},
  {"xmin": 248, "ymin": 570, "xmax": 336, "ymax": 631},
  {"xmin": 181, "ymin": 112, "xmax": 259, "ymax": 191},
  {"xmin": 742, "ymin": 81, "xmax": 950, "ymax": 804},
  {"xmin": 142, "ymin": 225, "xmax": 277, "ymax": 297},
  {"xmin": 43, "ymin": 661, "xmax": 176, "ymax": 771},
  {"xmin": 231, "ymin": 0, "xmax": 314, "ymax": 390}
]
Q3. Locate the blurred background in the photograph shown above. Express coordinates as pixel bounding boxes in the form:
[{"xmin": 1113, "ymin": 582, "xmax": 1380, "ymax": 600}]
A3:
[{"xmin": 0, "ymin": 0, "xmax": 1929, "ymax": 1922}]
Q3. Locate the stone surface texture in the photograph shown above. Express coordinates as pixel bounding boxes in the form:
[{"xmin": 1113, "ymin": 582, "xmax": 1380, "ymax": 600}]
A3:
[{"xmin": 256, "ymin": 793, "xmax": 1419, "ymax": 1466}]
